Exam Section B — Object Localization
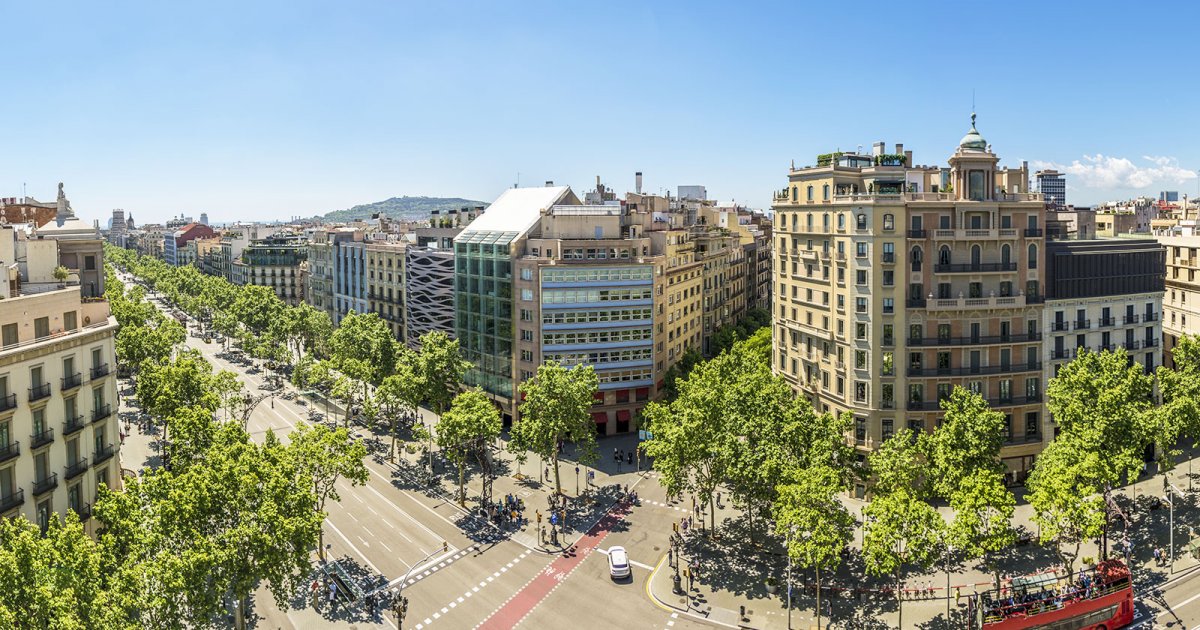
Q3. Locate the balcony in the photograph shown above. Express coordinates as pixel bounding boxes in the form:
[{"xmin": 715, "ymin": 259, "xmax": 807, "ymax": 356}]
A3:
[
  {"xmin": 0, "ymin": 441, "xmax": 19, "ymax": 463},
  {"xmin": 881, "ymin": 253, "xmax": 896, "ymax": 264},
  {"xmin": 94, "ymin": 443, "xmax": 115, "ymax": 464},
  {"xmin": 74, "ymin": 502, "xmax": 92, "ymax": 521},
  {"xmin": 61, "ymin": 372, "xmax": 82, "ymax": 392},
  {"xmin": 90, "ymin": 363, "xmax": 110, "ymax": 380},
  {"xmin": 1073, "ymin": 320, "xmax": 1091, "ymax": 330},
  {"xmin": 64, "ymin": 457, "xmax": 89, "ymax": 480},
  {"xmin": 908, "ymin": 394, "xmax": 1042, "ymax": 411},
  {"xmin": 32, "ymin": 473, "xmax": 58, "ymax": 497},
  {"xmin": 1144, "ymin": 312, "xmax": 1159, "ymax": 322},
  {"xmin": 1005, "ymin": 433, "xmax": 1044, "ymax": 446},
  {"xmin": 906, "ymin": 362, "xmax": 1042, "ymax": 377},
  {"xmin": 930, "ymin": 229, "xmax": 1019, "ymax": 240},
  {"xmin": 924, "ymin": 295, "xmax": 1027, "ymax": 311},
  {"xmin": 28, "ymin": 383, "xmax": 50, "ymax": 402},
  {"xmin": 63, "ymin": 414, "xmax": 86, "ymax": 436},
  {"xmin": 1051, "ymin": 321, "xmax": 1069, "ymax": 332},
  {"xmin": 934, "ymin": 262, "xmax": 1018, "ymax": 273},
  {"xmin": 1145, "ymin": 338, "xmax": 1159, "ymax": 348},
  {"xmin": 1024, "ymin": 228, "xmax": 1043, "ymax": 237},
  {"xmin": 906, "ymin": 298, "xmax": 927, "ymax": 308},
  {"xmin": 907, "ymin": 332, "xmax": 1042, "ymax": 346},
  {"xmin": 30, "ymin": 428, "xmax": 54, "ymax": 450},
  {"xmin": 907, "ymin": 229, "xmax": 928, "ymax": 239},
  {"xmin": 1051, "ymin": 348, "xmax": 1074, "ymax": 360},
  {"xmin": 92, "ymin": 404, "xmax": 112, "ymax": 423},
  {"xmin": 0, "ymin": 489, "xmax": 24, "ymax": 513},
  {"xmin": 1124, "ymin": 315, "xmax": 1141, "ymax": 325},
  {"xmin": 0, "ymin": 393, "xmax": 14, "ymax": 413},
  {"xmin": 880, "ymin": 399, "xmax": 895, "ymax": 409},
  {"xmin": 1098, "ymin": 317, "xmax": 1116, "ymax": 327}
]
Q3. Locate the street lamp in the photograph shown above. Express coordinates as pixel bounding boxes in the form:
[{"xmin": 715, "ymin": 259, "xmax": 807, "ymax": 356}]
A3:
[{"xmin": 1166, "ymin": 478, "xmax": 1186, "ymax": 574}]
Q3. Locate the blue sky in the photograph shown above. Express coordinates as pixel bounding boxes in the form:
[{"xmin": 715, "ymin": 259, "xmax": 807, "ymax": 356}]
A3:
[{"xmin": 2, "ymin": 0, "xmax": 1198, "ymax": 225}]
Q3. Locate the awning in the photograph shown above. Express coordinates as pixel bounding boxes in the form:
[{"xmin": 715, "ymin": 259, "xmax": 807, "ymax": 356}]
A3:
[
  {"xmin": 592, "ymin": 412, "xmax": 608, "ymax": 424},
  {"xmin": 617, "ymin": 410, "xmax": 632, "ymax": 422}
]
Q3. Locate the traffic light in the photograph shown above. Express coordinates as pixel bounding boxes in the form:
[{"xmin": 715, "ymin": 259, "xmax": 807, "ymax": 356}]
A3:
[
  {"xmin": 442, "ymin": 541, "xmax": 448, "ymax": 553},
  {"xmin": 673, "ymin": 522, "xmax": 679, "ymax": 533},
  {"xmin": 536, "ymin": 511, "xmax": 542, "ymax": 523}
]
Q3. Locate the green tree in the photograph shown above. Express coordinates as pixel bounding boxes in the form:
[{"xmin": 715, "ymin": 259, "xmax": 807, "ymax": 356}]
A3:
[
  {"xmin": 288, "ymin": 424, "xmax": 369, "ymax": 561},
  {"xmin": 211, "ymin": 369, "xmax": 245, "ymax": 423},
  {"xmin": 377, "ymin": 355, "xmax": 423, "ymax": 461},
  {"xmin": 115, "ymin": 318, "xmax": 184, "ymax": 374},
  {"xmin": 415, "ymin": 331, "xmax": 471, "ymax": 416},
  {"xmin": 1155, "ymin": 335, "xmax": 1200, "ymax": 477},
  {"xmin": 229, "ymin": 285, "xmax": 286, "ymax": 336},
  {"xmin": 165, "ymin": 406, "xmax": 219, "ymax": 473},
  {"xmin": 923, "ymin": 387, "xmax": 1014, "ymax": 589},
  {"xmin": 436, "ymin": 390, "xmax": 502, "ymax": 506},
  {"xmin": 774, "ymin": 465, "xmax": 854, "ymax": 630},
  {"xmin": 135, "ymin": 350, "xmax": 220, "ymax": 443},
  {"xmin": 329, "ymin": 311, "xmax": 399, "ymax": 384},
  {"xmin": 0, "ymin": 513, "xmax": 130, "ymax": 629},
  {"xmin": 510, "ymin": 361, "xmax": 599, "ymax": 495},
  {"xmin": 1026, "ymin": 441, "xmax": 1105, "ymax": 574}
]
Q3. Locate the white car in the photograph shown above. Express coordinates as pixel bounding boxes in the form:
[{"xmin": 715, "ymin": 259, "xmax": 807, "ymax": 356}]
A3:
[{"xmin": 608, "ymin": 546, "xmax": 631, "ymax": 579}]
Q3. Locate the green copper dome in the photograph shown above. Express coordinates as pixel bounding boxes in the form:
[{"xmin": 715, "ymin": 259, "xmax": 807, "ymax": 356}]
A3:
[{"xmin": 959, "ymin": 112, "xmax": 987, "ymax": 151}]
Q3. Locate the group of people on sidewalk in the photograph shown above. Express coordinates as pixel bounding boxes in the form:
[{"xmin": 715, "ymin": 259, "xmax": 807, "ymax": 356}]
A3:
[{"xmin": 487, "ymin": 493, "xmax": 526, "ymax": 528}]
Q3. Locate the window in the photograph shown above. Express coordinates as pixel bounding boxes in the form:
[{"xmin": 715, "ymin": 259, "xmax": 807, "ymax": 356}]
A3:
[
  {"xmin": 1026, "ymin": 377, "xmax": 1040, "ymax": 399},
  {"xmin": 520, "ymin": 350, "xmax": 533, "ymax": 362},
  {"xmin": 856, "ymin": 214, "xmax": 867, "ymax": 230},
  {"xmin": 882, "ymin": 324, "xmax": 894, "ymax": 345},
  {"xmin": 1, "ymin": 324, "xmax": 16, "ymax": 347},
  {"xmin": 520, "ymin": 329, "xmax": 533, "ymax": 342},
  {"xmin": 911, "ymin": 247, "xmax": 923, "ymax": 272},
  {"xmin": 883, "ymin": 298, "xmax": 894, "ymax": 313},
  {"xmin": 806, "ymin": 186, "xmax": 813, "ymax": 201},
  {"xmin": 822, "ymin": 184, "xmax": 830, "ymax": 201},
  {"xmin": 520, "ymin": 268, "xmax": 533, "ymax": 281},
  {"xmin": 856, "ymin": 242, "xmax": 868, "ymax": 258},
  {"xmin": 1025, "ymin": 412, "xmax": 1040, "ymax": 437},
  {"xmin": 938, "ymin": 246, "xmax": 951, "ymax": 266},
  {"xmin": 855, "ymin": 323, "xmax": 867, "ymax": 340},
  {"xmin": 882, "ymin": 418, "xmax": 894, "ymax": 440},
  {"xmin": 883, "ymin": 214, "xmax": 894, "ymax": 231},
  {"xmin": 520, "ymin": 309, "xmax": 533, "ymax": 321},
  {"xmin": 882, "ymin": 270, "xmax": 894, "ymax": 286},
  {"xmin": 882, "ymin": 352, "xmax": 893, "ymax": 375},
  {"xmin": 855, "ymin": 350, "xmax": 867, "ymax": 369},
  {"xmin": 84, "ymin": 255, "xmax": 96, "ymax": 271},
  {"xmin": 855, "ymin": 297, "xmax": 867, "ymax": 313},
  {"xmin": 856, "ymin": 270, "xmax": 868, "ymax": 286},
  {"xmin": 838, "ymin": 214, "xmax": 846, "ymax": 230},
  {"xmin": 521, "ymin": 289, "xmax": 533, "ymax": 301},
  {"xmin": 969, "ymin": 282, "xmax": 982, "ymax": 299},
  {"xmin": 34, "ymin": 317, "xmax": 50, "ymax": 339},
  {"xmin": 855, "ymin": 382, "xmax": 867, "ymax": 403},
  {"xmin": 1028, "ymin": 244, "xmax": 1038, "ymax": 269},
  {"xmin": 64, "ymin": 311, "xmax": 77, "ymax": 331}
]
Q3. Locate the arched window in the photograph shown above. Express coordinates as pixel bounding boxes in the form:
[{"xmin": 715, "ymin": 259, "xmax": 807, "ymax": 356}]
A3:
[
  {"xmin": 883, "ymin": 214, "xmax": 895, "ymax": 231},
  {"xmin": 939, "ymin": 246, "xmax": 952, "ymax": 266},
  {"xmin": 1001, "ymin": 244, "xmax": 1011, "ymax": 265},
  {"xmin": 837, "ymin": 214, "xmax": 846, "ymax": 230},
  {"xmin": 807, "ymin": 213, "xmax": 814, "ymax": 229},
  {"xmin": 791, "ymin": 214, "xmax": 797, "ymax": 232},
  {"xmin": 823, "ymin": 214, "xmax": 830, "ymax": 230},
  {"xmin": 911, "ymin": 247, "xmax": 923, "ymax": 272},
  {"xmin": 856, "ymin": 214, "xmax": 867, "ymax": 230},
  {"xmin": 807, "ymin": 186, "xmax": 814, "ymax": 201},
  {"xmin": 971, "ymin": 245, "xmax": 982, "ymax": 266},
  {"xmin": 1028, "ymin": 244, "xmax": 1038, "ymax": 269},
  {"xmin": 822, "ymin": 184, "xmax": 830, "ymax": 200},
  {"xmin": 791, "ymin": 187, "xmax": 797, "ymax": 202}
]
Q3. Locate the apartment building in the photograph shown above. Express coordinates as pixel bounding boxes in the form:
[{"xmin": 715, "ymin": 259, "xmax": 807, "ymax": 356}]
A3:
[
  {"xmin": 772, "ymin": 117, "xmax": 1049, "ymax": 492},
  {"xmin": 163, "ymin": 222, "xmax": 215, "ymax": 266},
  {"xmin": 366, "ymin": 239, "xmax": 407, "ymax": 341},
  {"xmin": 1043, "ymin": 240, "xmax": 1164, "ymax": 400},
  {"xmin": 231, "ymin": 233, "xmax": 308, "ymax": 305},
  {"xmin": 1036, "ymin": 170, "xmax": 1066, "ymax": 209},
  {"xmin": 1154, "ymin": 221, "xmax": 1200, "ymax": 368},
  {"xmin": 305, "ymin": 228, "xmax": 363, "ymax": 326},
  {"xmin": 0, "ymin": 221, "xmax": 119, "ymax": 533}
]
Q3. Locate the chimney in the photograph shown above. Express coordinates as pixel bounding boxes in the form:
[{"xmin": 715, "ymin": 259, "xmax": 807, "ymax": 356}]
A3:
[
  {"xmin": 872, "ymin": 142, "xmax": 885, "ymax": 157},
  {"xmin": 904, "ymin": 150, "xmax": 913, "ymax": 166},
  {"xmin": 545, "ymin": 180, "xmax": 554, "ymax": 187},
  {"xmin": 894, "ymin": 143, "xmax": 903, "ymax": 155},
  {"xmin": 635, "ymin": 172, "xmax": 643, "ymax": 195}
]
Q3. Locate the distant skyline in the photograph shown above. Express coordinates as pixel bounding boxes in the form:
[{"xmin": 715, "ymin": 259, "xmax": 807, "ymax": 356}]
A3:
[{"xmin": 2, "ymin": 0, "xmax": 1198, "ymax": 226}]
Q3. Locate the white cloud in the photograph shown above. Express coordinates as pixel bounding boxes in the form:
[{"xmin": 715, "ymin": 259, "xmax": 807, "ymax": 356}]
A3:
[{"xmin": 1032, "ymin": 155, "xmax": 1197, "ymax": 190}]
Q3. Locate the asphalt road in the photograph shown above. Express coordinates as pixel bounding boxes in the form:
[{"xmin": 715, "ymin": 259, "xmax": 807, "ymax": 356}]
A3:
[{"xmin": 124, "ymin": 274, "xmax": 709, "ymax": 630}]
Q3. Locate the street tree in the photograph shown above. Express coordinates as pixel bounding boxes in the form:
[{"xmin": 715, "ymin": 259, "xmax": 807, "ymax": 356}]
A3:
[
  {"xmin": 1155, "ymin": 334, "xmax": 1200, "ymax": 477},
  {"xmin": 773, "ymin": 464, "xmax": 854, "ymax": 630},
  {"xmin": 211, "ymin": 369, "xmax": 246, "ymax": 422},
  {"xmin": 924, "ymin": 387, "xmax": 1015, "ymax": 589},
  {"xmin": 229, "ymin": 285, "xmax": 285, "ymax": 337},
  {"xmin": 862, "ymin": 485, "xmax": 944, "ymax": 630},
  {"xmin": 415, "ymin": 331, "xmax": 471, "ymax": 416},
  {"xmin": 510, "ymin": 361, "xmax": 599, "ymax": 496},
  {"xmin": 0, "ymin": 512, "xmax": 129, "ymax": 629},
  {"xmin": 287, "ymin": 424, "xmax": 369, "ymax": 561},
  {"xmin": 377, "ymin": 355, "xmax": 423, "ymax": 461},
  {"xmin": 644, "ymin": 350, "xmax": 739, "ymax": 533},
  {"xmin": 329, "ymin": 311, "xmax": 399, "ymax": 384},
  {"xmin": 436, "ymin": 390, "xmax": 503, "ymax": 506},
  {"xmin": 1025, "ymin": 440, "xmax": 1106, "ymax": 574},
  {"xmin": 135, "ymin": 350, "xmax": 220, "ymax": 443}
]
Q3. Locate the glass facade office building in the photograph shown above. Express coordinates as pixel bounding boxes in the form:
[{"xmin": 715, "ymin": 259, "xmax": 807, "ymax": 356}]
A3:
[{"xmin": 454, "ymin": 230, "xmax": 516, "ymax": 398}]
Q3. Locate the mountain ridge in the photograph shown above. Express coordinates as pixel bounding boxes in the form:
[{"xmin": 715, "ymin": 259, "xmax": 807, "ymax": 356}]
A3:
[{"xmin": 319, "ymin": 196, "xmax": 486, "ymax": 223}]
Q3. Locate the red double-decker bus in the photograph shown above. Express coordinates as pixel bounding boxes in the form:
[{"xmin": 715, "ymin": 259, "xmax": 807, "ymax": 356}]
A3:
[{"xmin": 976, "ymin": 559, "xmax": 1134, "ymax": 630}]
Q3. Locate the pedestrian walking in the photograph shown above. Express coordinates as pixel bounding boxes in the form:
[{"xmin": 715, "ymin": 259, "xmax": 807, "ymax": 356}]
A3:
[
  {"xmin": 1153, "ymin": 546, "xmax": 1162, "ymax": 566},
  {"xmin": 327, "ymin": 581, "xmax": 338, "ymax": 611}
]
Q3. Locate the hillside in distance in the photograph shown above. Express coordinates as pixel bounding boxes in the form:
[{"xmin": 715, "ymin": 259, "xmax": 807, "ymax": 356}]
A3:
[{"xmin": 319, "ymin": 196, "xmax": 486, "ymax": 223}]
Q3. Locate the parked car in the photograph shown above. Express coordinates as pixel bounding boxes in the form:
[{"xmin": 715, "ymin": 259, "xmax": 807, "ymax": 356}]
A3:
[{"xmin": 608, "ymin": 546, "xmax": 630, "ymax": 579}]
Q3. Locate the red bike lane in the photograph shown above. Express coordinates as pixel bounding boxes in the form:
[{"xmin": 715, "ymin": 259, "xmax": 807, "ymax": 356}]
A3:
[{"xmin": 476, "ymin": 500, "xmax": 631, "ymax": 629}]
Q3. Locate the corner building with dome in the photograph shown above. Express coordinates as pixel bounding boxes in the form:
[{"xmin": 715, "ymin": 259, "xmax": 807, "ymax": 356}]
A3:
[{"xmin": 771, "ymin": 116, "xmax": 1051, "ymax": 496}]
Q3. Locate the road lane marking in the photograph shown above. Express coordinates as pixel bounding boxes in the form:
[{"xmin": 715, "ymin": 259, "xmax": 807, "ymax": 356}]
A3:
[
  {"xmin": 327, "ymin": 519, "xmax": 382, "ymax": 574},
  {"xmin": 596, "ymin": 547, "xmax": 655, "ymax": 571}
]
